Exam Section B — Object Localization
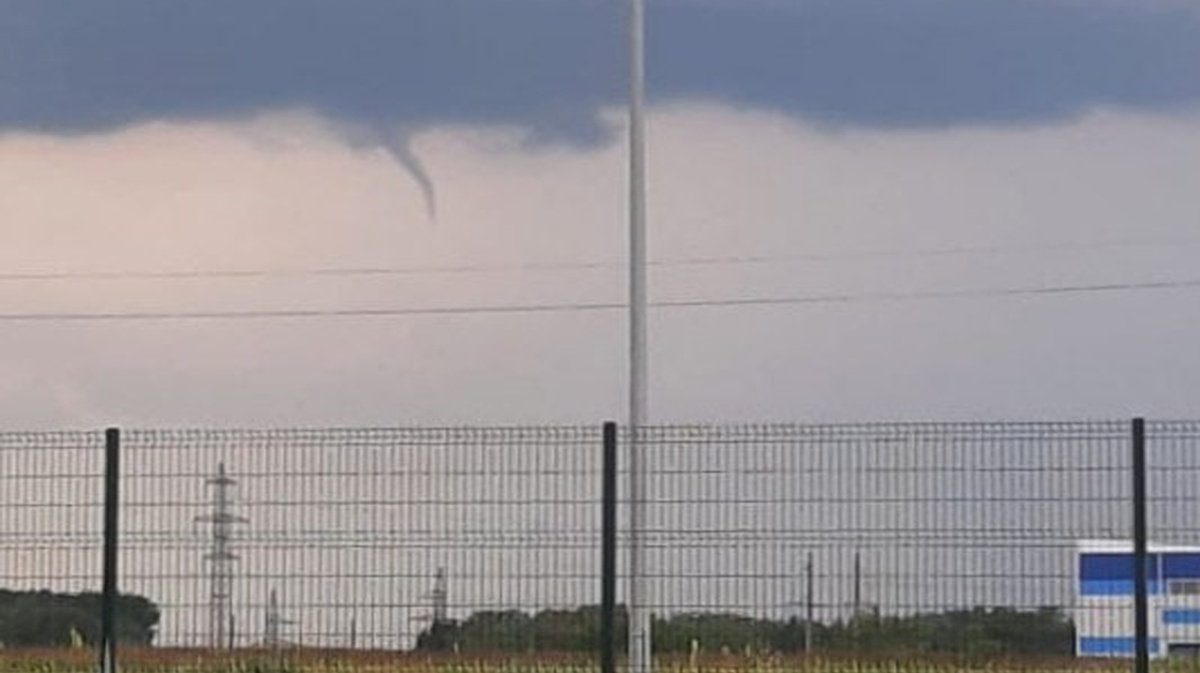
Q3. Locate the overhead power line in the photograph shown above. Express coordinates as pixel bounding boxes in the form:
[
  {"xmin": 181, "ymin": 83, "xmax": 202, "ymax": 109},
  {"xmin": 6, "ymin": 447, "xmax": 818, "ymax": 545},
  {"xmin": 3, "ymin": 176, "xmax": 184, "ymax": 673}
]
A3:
[
  {"xmin": 2, "ymin": 235, "xmax": 1198, "ymax": 283},
  {"xmin": 0, "ymin": 277, "xmax": 1196, "ymax": 322}
]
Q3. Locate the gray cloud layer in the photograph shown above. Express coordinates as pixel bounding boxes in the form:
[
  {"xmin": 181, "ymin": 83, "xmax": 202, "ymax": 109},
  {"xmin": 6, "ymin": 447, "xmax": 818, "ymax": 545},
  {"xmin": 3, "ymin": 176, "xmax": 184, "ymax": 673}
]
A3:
[{"xmin": 2, "ymin": 0, "xmax": 1199, "ymax": 141}]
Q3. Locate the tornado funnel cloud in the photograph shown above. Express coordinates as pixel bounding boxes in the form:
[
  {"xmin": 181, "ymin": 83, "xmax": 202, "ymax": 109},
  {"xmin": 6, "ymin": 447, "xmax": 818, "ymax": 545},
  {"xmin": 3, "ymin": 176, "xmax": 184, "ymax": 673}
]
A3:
[{"xmin": 382, "ymin": 137, "xmax": 438, "ymax": 222}]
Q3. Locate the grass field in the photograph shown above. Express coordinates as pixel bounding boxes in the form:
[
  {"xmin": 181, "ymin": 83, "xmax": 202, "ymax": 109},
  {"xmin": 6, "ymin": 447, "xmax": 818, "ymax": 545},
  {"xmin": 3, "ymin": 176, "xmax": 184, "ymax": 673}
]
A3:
[{"xmin": 0, "ymin": 650, "xmax": 1190, "ymax": 673}]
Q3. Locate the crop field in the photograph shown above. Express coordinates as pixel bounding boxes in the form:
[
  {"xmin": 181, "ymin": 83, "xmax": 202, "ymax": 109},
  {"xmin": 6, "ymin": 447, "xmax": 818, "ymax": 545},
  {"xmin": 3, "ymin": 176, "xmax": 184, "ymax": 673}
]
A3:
[{"xmin": 0, "ymin": 650, "xmax": 1190, "ymax": 673}]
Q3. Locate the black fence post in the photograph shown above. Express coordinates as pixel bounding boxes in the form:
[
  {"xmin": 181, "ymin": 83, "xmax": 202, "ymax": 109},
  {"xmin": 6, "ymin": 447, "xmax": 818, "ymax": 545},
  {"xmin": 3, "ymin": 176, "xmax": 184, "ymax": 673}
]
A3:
[
  {"xmin": 1132, "ymin": 417, "xmax": 1149, "ymax": 672},
  {"xmin": 100, "ymin": 427, "xmax": 120, "ymax": 673},
  {"xmin": 601, "ymin": 422, "xmax": 618, "ymax": 673}
]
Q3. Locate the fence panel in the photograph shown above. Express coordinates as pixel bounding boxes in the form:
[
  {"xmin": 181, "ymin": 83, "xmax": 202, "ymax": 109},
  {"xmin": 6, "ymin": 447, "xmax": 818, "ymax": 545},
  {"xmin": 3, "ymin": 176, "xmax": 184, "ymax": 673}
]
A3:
[
  {"xmin": 640, "ymin": 422, "xmax": 1132, "ymax": 664},
  {"xmin": 0, "ymin": 420, "xmax": 1187, "ymax": 672},
  {"xmin": 1145, "ymin": 421, "xmax": 1200, "ymax": 660},
  {"xmin": 118, "ymin": 427, "xmax": 603, "ymax": 658},
  {"xmin": 0, "ymin": 431, "xmax": 104, "ymax": 651}
]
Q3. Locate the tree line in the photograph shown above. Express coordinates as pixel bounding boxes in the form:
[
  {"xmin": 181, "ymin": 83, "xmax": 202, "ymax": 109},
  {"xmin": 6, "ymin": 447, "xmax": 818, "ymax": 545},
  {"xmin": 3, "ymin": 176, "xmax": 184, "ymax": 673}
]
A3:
[
  {"xmin": 0, "ymin": 590, "xmax": 159, "ymax": 647},
  {"xmin": 415, "ymin": 605, "xmax": 1075, "ymax": 658}
]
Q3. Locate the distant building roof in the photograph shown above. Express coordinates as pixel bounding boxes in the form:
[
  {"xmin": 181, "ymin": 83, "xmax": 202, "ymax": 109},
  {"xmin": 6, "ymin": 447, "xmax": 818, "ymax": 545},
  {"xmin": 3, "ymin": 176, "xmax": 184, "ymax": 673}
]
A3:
[{"xmin": 1078, "ymin": 539, "xmax": 1200, "ymax": 554}]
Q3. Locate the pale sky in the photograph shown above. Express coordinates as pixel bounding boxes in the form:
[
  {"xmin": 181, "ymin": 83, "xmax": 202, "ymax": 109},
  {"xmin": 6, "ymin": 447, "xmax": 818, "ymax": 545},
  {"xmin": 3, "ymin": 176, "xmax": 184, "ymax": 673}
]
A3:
[{"xmin": 2, "ymin": 0, "xmax": 1199, "ymax": 428}]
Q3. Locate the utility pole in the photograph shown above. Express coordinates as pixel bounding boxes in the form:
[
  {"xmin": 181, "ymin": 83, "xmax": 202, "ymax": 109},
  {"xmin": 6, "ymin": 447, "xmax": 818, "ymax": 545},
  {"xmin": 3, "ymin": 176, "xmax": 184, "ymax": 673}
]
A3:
[
  {"xmin": 411, "ymin": 567, "xmax": 453, "ymax": 651},
  {"xmin": 627, "ymin": 0, "xmax": 651, "ymax": 671},
  {"xmin": 264, "ymin": 588, "xmax": 297, "ymax": 649},
  {"xmin": 852, "ymin": 551, "xmax": 862, "ymax": 616},
  {"xmin": 431, "ymin": 567, "xmax": 449, "ymax": 626},
  {"xmin": 196, "ymin": 462, "xmax": 248, "ymax": 650},
  {"xmin": 805, "ymin": 553, "xmax": 814, "ymax": 654}
]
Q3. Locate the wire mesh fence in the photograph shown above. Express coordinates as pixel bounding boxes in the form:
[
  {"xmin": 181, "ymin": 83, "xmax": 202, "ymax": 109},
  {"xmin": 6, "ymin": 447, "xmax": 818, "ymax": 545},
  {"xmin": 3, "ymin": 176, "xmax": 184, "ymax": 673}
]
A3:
[
  {"xmin": 0, "ymin": 420, "xmax": 1195, "ymax": 673},
  {"xmin": 639, "ymin": 423, "xmax": 1133, "ymax": 662},
  {"xmin": 118, "ymin": 427, "xmax": 604, "ymax": 652},
  {"xmin": 1142, "ymin": 421, "xmax": 1200, "ymax": 661},
  {"xmin": 0, "ymin": 431, "xmax": 105, "ymax": 595}
]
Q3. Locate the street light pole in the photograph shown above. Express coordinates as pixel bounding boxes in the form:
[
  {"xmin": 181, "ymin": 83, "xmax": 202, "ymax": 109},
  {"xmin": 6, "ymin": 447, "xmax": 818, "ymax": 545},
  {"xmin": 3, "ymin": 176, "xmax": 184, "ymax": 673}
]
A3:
[{"xmin": 627, "ymin": 0, "xmax": 651, "ymax": 672}]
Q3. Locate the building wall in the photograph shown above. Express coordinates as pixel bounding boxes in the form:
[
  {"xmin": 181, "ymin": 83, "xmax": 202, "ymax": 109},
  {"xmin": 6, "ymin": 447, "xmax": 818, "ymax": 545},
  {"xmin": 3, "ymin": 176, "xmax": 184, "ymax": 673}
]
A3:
[{"xmin": 1077, "ymin": 548, "xmax": 1200, "ymax": 658}]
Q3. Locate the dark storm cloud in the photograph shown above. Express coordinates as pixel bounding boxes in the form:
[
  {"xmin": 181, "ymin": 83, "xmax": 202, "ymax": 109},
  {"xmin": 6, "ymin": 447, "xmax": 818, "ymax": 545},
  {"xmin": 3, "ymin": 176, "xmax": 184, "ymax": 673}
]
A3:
[{"xmin": 2, "ymin": 0, "xmax": 1199, "ymax": 140}]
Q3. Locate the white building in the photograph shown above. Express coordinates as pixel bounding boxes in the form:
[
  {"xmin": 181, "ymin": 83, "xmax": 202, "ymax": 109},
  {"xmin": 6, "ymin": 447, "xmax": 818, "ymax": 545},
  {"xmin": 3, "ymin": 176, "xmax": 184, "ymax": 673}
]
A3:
[{"xmin": 1076, "ymin": 540, "xmax": 1200, "ymax": 658}]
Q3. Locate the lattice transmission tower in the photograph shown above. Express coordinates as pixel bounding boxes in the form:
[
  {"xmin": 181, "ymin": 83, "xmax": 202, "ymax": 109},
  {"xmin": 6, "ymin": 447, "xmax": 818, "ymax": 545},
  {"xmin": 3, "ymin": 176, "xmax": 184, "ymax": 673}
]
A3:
[{"xmin": 195, "ymin": 462, "xmax": 248, "ymax": 649}]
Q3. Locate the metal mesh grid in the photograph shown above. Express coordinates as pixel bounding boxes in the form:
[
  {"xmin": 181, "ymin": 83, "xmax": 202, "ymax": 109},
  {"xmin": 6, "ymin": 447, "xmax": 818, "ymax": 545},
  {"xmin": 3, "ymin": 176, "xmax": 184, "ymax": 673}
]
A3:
[
  {"xmin": 1143, "ymin": 421, "xmax": 1200, "ymax": 660},
  {"xmin": 1147, "ymin": 421, "xmax": 1200, "ymax": 545},
  {"xmin": 0, "ymin": 420, "xmax": 1196, "ymax": 670},
  {"xmin": 0, "ymin": 431, "xmax": 104, "ymax": 594},
  {"xmin": 119, "ymin": 427, "xmax": 603, "ymax": 651},
  {"xmin": 636, "ymin": 422, "xmax": 1134, "ymax": 659}
]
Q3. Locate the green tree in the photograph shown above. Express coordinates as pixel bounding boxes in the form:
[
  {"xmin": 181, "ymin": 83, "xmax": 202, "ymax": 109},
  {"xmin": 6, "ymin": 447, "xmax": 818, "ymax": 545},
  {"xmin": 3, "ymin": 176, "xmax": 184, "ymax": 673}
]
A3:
[
  {"xmin": 414, "ymin": 603, "xmax": 1074, "ymax": 658},
  {"xmin": 0, "ymin": 590, "xmax": 159, "ymax": 647}
]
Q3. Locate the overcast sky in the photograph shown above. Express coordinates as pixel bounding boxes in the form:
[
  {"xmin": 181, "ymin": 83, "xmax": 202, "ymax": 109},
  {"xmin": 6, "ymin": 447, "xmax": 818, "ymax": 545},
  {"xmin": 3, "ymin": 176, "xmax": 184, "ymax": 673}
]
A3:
[{"xmin": 3, "ymin": 0, "xmax": 1200, "ymax": 428}]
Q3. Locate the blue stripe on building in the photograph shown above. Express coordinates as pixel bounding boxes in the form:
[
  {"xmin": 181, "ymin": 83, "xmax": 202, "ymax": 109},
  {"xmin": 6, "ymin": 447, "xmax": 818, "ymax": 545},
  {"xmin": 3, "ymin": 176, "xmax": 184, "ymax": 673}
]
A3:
[
  {"xmin": 1164, "ymin": 553, "xmax": 1200, "ymax": 579},
  {"xmin": 1080, "ymin": 579, "xmax": 1162, "ymax": 596},
  {"xmin": 1079, "ymin": 637, "xmax": 1160, "ymax": 656},
  {"xmin": 1080, "ymin": 553, "xmax": 1160, "ymax": 581},
  {"xmin": 1163, "ymin": 610, "xmax": 1200, "ymax": 625}
]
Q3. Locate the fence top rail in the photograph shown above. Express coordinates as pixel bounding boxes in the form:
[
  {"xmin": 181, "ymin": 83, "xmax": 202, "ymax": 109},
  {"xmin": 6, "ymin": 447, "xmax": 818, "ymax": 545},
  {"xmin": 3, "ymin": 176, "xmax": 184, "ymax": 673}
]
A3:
[{"xmin": 0, "ymin": 419, "xmax": 1198, "ymax": 442}]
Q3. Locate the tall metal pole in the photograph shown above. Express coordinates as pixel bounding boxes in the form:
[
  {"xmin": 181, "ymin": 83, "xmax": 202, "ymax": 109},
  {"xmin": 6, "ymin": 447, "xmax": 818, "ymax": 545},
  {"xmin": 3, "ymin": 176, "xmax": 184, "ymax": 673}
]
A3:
[
  {"xmin": 100, "ymin": 428, "xmax": 120, "ymax": 673},
  {"xmin": 601, "ymin": 422, "xmax": 618, "ymax": 673},
  {"xmin": 1132, "ymin": 418, "xmax": 1150, "ymax": 671},
  {"xmin": 627, "ymin": 0, "xmax": 651, "ymax": 671}
]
